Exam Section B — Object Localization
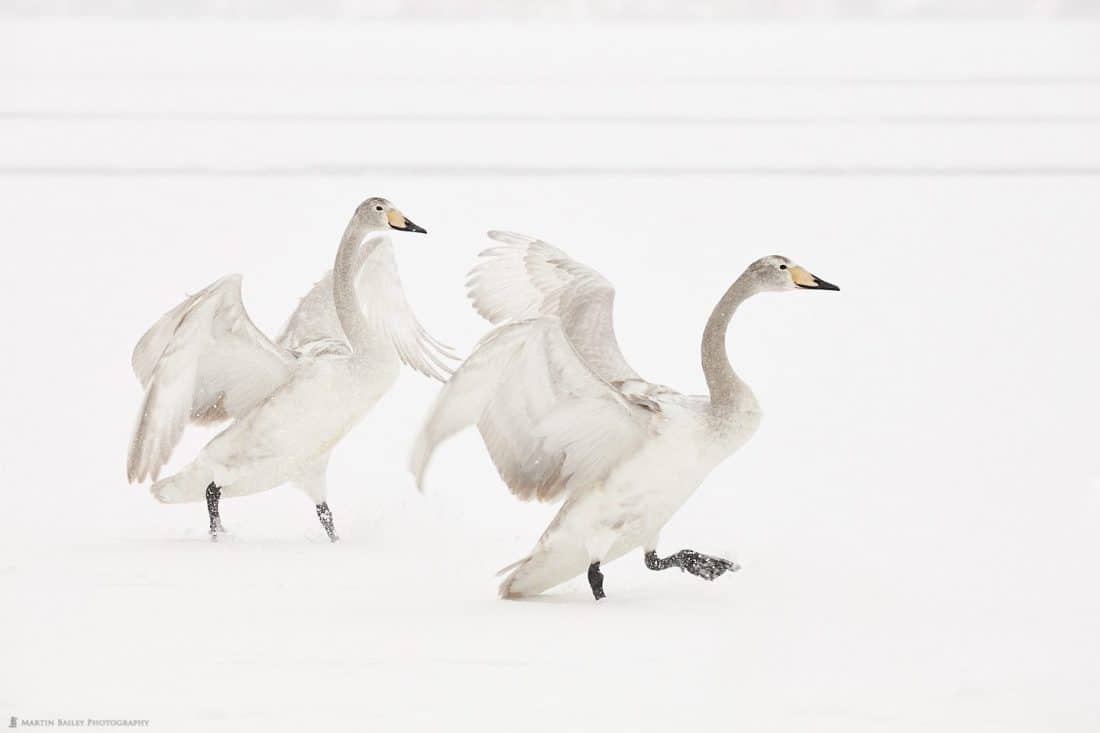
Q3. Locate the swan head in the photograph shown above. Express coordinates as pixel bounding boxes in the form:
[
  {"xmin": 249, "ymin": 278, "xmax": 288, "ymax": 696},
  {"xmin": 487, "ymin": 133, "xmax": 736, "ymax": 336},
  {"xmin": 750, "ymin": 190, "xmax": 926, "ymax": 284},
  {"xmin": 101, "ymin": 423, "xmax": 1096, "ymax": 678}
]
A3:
[
  {"xmin": 746, "ymin": 255, "xmax": 839, "ymax": 293},
  {"xmin": 354, "ymin": 197, "xmax": 427, "ymax": 234}
]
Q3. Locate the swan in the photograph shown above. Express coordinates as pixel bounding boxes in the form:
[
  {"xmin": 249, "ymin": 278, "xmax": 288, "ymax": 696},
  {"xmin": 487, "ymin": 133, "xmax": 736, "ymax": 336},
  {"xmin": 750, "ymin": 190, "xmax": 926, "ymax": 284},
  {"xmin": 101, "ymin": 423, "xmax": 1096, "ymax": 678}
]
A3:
[
  {"xmin": 410, "ymin": 231, "xmax": 838, "ymax": 599},
  {"xmin": 128, "ymin": 197, "xmax": 455, "ymax": 541}
]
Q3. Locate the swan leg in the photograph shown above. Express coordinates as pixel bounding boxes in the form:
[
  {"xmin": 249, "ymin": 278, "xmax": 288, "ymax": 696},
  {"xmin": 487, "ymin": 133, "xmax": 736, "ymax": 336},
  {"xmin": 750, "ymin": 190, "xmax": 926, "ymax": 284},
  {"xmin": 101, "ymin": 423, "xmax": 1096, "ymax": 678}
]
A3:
[
  {"xmin": 644, "ymin": 549, "xmax": 739, "ymax": 581},
  {"xmin": 315, "ymin": 502, "xmax": 339, "ymax": 543},
  {"xmin": 587, "ymin": 562, "xmax": 606, "ymax": 601},
  {"xmin": 291, "ymin": 453, "xmax": 337, "ymax": 542},
  {"xmin": 205, "ymin": 482, "xmax": 224, "ymax": 541}
]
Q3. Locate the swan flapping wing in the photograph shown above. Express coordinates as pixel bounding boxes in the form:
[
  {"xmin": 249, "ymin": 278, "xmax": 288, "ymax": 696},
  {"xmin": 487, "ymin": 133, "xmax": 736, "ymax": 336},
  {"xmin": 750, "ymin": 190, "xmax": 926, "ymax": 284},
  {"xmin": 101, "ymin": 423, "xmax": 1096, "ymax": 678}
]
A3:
[
  {"xmin": 276, "ymin": 235, "xmax": 457, "ymax": 381},
  {"xmin": 359, "ymin": 239, "xmax": 459, "ymax": 382},
  {"xmin": 465, "ymin": 231, "xmax": 641, "ymax": 385},
  {"xmin": 410, "ymin": 317, "xmax": 658, "ymax": 502},
  {"xmin": 127, "ymin": 275, "xmax": 293, "ymax": 483}
]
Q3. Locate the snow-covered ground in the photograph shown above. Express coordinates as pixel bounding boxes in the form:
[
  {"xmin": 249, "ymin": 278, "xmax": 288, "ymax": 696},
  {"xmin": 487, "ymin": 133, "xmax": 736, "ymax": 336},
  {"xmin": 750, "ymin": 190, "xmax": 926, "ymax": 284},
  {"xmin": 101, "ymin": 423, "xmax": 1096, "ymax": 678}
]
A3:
[{"xmin": 2, "ymin": 18, "xmax": 1099, "ymax": 732}]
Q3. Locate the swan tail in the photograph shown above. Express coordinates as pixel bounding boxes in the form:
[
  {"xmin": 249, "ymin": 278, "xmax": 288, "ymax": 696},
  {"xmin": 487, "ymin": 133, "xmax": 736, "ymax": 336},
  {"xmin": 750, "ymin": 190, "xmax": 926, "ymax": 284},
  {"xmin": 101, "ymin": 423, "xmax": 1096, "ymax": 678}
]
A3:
[
  {"xmin": 497, "ymin": 543, "xmax": 590, "ymax": 599},
  {"xmin": 150, "ymin": 463, "xmax": 214, "ymax": 504}
]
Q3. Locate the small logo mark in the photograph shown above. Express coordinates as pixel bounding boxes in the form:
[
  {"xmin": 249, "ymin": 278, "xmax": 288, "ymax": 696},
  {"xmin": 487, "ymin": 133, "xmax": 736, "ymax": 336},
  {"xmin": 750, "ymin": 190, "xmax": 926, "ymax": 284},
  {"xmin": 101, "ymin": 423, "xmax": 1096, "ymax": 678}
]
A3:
[{"xmin": 8, "ymin": 717, "xmax": 17, "ymax": 729}]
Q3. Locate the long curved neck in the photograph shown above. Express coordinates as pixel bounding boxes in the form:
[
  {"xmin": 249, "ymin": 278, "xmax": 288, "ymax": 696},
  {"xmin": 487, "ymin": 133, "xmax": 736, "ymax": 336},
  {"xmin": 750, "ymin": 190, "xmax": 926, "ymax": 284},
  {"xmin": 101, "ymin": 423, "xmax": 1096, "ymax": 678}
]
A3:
[
  {"xmin": 701, "ymin": 274, "xmax": 755, "ymax": 409},
  {"xmin": 332, "ymin": 214, "xmax": 384, "ymax": 354}
]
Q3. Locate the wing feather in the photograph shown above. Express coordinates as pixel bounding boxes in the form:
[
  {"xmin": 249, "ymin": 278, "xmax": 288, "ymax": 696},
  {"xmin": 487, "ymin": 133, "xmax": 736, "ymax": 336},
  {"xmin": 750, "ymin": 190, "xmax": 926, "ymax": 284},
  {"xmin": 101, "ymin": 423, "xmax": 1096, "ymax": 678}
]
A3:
[
  {"xmin": 127, "ymin": 276, "xmax": 292, "ymax": 483},
  {"xmin": 359, "ymin": 239, "xmax": 459, "ymax": 382},
  {"xmin": 466, "ymin": 231, "xmax": 641, "ymax": 384},
  {"xmin": 410, "ymin": 317, "xmax": 656, "ymax": 502},
  {"xmin": 277, "ymin": 236, "xmax": 457, "ymax": 381}
]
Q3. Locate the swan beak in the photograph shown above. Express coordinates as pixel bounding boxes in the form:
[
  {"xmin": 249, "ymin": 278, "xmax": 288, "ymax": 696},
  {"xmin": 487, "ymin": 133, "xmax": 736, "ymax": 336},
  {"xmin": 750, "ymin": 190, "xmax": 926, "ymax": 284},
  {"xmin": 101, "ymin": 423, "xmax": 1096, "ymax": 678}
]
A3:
[
  {"xmin": 790, "ymin": 265, "xmax": 839, "ymax": 291},
  {"xmin": 387, "ymin": 209, "xmax": 427, "ymax": 234}
]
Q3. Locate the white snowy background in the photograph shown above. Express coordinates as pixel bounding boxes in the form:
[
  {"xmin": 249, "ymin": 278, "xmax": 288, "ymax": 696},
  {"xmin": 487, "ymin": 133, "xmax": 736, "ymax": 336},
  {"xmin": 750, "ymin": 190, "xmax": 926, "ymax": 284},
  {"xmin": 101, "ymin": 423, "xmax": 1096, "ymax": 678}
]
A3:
[{"xmin": 1, "ymin": 4, "xmax": 1098, "ymax": 731}]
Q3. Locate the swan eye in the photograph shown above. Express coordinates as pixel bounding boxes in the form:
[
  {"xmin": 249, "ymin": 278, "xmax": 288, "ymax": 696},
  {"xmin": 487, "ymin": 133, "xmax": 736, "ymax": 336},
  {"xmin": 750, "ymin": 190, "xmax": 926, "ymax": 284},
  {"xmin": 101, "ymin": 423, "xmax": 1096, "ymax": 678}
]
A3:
[
  {"xmin": 375, "ymin": 205, "xmax": 383, "ymax": 212},
  {"xmin": 779, "ymin": 264, "xmax": 787, "ymax": 270}
]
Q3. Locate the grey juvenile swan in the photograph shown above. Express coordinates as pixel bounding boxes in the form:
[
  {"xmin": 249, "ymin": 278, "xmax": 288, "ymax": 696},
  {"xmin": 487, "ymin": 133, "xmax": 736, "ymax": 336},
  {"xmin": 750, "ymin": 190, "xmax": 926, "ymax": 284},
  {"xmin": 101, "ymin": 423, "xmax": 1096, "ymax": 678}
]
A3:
[
  {"xmin": 128, "ymin": 197, "xmax": 455, "ymax": 541},
  {"xmin": 410, "ymin": 231, "xmax": 838, "ymax": 599}
]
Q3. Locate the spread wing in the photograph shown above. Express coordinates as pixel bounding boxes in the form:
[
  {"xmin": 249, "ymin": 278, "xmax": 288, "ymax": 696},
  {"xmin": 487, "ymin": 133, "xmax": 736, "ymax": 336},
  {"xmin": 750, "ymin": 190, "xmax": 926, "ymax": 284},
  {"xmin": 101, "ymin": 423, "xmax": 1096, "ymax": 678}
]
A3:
[
  {"xmin": 358, "ymin": 238, "xmax": 458, "ymax": 382},
  {"xmin": 127, "ymin": 275, "xmax": 293, "ymax": 483},
  {"xmin": 465, "ymin": 230, "xmax": 641, "ymax": 384},
  {"xmin": 410, "ymin": 317, "xmax": 657, "ymax": 503},
  {"xmin": 277, "ymin": 235, "xmax": 457, "ymax": 381}
]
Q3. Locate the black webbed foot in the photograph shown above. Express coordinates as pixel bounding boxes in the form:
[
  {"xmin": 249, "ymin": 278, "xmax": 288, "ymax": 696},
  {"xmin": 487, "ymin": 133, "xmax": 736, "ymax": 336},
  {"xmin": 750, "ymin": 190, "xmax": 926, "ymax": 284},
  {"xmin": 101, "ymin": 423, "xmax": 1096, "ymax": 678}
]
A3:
[
  {"xmin": 587, "ymin": 562, "xmax": 606, "ymax": 601},
  {"xmin": 645, "ymin": 549, "xmax": 739, "ymax": 581},
  {"xmin": 316, "ymin": 502, "xmax": 339, "ymax": 543},
  {"xmin": 676, "ymin": 550, "xmax": 739, "ymax": 580}
]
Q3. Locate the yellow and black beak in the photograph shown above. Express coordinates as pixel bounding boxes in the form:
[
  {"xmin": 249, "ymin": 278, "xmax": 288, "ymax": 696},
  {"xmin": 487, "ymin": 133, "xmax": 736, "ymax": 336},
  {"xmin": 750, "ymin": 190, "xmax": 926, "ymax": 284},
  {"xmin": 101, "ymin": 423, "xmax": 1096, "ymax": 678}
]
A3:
[
  {"xmin": 789, "ymin": 265, "xmax": 839, "ymax": 291},
  {"xmin": 386, "ymin": 209, "xmax": 427, "ymax": 234}
]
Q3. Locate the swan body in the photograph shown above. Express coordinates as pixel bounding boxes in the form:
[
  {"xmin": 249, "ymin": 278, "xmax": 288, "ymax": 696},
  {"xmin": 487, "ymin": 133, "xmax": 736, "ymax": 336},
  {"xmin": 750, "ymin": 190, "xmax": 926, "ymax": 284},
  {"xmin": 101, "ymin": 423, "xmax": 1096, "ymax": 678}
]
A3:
[
  {"xmin": 153, "ymin": 346, "xmax": 393, "ymax": 502},
  {"xmin": 411, "ymin": 231, "xmax": 837, "ymax": 598},
  {"xmin": 497, "ymin": 391, "xmax": 761, "ymax": 598},
  {"xmin": 129, "ymin": 198, "xmax": 451, "ymax": 540}
]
